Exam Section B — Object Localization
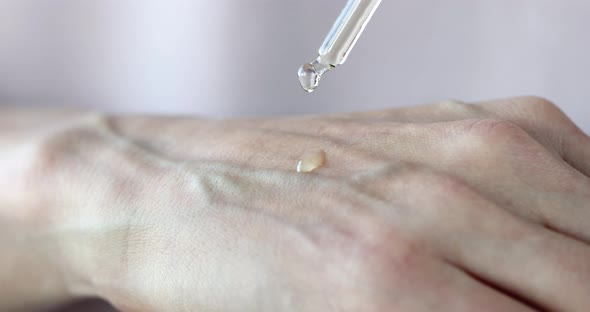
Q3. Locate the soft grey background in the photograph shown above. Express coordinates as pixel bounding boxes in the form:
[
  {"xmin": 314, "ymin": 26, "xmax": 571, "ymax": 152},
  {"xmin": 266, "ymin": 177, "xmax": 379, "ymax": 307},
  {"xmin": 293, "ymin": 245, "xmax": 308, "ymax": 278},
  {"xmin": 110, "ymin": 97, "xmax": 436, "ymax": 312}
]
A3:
[{"xmin": 0, "ymin": 0, "xmax": 589, "ymax": 132}]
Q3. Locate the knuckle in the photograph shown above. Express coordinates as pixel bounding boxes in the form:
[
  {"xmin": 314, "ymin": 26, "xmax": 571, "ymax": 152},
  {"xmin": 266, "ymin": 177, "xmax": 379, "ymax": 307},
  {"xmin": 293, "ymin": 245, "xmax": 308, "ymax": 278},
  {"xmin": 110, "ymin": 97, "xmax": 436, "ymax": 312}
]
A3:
[
  {"xmin": 516, "ymin": 96, "xmax": 578, "ymax": 129},
  {"xmin": 448, "ymin": 119, "xmax": 555, "ymax": 173},
  {"xmin": 518, "ymin": 95, "xmax": 560, "ymax": 112},
  {"xmin": 465, "ymin": 118, "xmax": 521, "ymax": 136},
  {"xmin": 460, "ymin": 118, "xmax": 532, "ymax": 147}
]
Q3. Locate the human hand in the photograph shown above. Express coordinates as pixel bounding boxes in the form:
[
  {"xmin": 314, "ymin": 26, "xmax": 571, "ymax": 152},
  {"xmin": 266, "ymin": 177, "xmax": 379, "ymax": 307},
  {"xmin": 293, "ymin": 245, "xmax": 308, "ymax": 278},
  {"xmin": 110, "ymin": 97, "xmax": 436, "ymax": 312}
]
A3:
[{"xmin": 5, "ymin": 97, "xmax": 590, "ymax": 311}]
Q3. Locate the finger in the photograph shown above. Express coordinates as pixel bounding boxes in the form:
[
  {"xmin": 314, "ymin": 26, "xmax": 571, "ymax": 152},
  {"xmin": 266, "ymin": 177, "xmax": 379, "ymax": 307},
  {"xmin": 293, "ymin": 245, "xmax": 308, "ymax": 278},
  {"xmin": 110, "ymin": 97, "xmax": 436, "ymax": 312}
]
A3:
[
  {"xmin": 363, "ymin": 247, "xmax": 538, "ymax": 312},
  {"xmin": 418, "ymin": 181, "xmax": 590, "ymax": 312},
  {"xmin": 355, "ymin": 163, "xmax": 590, "ymax": 311},
  {"xmin": 452, "ymin": 215, "xmax": 590, "ymax": 312},
  {"xmin": 400, "ymin": 261, "xmax": 539, "ymax": 312},
  {"xmin": 440, "ymin": 262, "xmax": 540, "ymax": 312}
]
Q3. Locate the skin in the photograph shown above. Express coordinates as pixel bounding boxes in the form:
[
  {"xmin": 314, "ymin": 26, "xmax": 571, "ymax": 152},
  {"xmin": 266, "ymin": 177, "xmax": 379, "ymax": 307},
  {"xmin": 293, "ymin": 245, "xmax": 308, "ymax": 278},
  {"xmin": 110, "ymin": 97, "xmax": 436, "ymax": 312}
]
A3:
[{"xmin": 1, "ymin": 96, "xmax": 590, "ymax": 312}]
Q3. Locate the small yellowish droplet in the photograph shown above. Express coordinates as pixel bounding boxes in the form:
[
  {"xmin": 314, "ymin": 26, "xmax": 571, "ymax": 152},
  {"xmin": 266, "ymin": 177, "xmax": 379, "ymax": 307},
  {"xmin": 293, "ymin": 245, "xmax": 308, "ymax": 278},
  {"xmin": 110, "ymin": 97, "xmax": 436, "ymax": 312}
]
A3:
[{"xmin": 296, "ymin": 149, "xmax": 326, "ymax": 173}]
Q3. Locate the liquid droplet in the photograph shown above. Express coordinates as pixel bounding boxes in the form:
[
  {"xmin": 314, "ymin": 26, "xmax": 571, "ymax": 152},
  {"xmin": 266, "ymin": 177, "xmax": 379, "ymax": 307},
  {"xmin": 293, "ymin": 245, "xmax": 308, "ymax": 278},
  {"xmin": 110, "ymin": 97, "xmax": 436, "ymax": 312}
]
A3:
[
  {"xmin": 298, "ymin": 64, "xmax": 320, "ymax": 93},
  {"xmin": 297, "ymin": 57, "xmax": 333, "ymax": 93},
  {"xmin": 296, "ymin": 149, "xmax": 327, "ymax": 173}
]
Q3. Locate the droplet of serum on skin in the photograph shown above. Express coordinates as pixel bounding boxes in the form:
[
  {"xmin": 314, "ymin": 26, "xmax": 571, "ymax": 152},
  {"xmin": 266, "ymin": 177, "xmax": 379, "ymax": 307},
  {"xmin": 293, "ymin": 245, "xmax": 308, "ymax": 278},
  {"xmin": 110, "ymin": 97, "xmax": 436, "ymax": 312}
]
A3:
[{"xmin": 296, "ymin": 150, "xmax": 327, "ymax": 173}]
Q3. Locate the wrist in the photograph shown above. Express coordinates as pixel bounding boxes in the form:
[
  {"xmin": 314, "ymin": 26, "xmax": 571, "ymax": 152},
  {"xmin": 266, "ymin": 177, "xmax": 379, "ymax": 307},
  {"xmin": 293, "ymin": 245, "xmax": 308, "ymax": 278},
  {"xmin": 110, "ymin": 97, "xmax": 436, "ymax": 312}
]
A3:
[
  {"xmin": 0, "ymin": 110, "xmax": 112, "ymax": 309},
  {"xmin": 34, "ymin": 114, "xmax": 137, "ymax": 299},
  {"xmin": 0, "ymin": 111, "xmax": 138, "ymax": 306}
]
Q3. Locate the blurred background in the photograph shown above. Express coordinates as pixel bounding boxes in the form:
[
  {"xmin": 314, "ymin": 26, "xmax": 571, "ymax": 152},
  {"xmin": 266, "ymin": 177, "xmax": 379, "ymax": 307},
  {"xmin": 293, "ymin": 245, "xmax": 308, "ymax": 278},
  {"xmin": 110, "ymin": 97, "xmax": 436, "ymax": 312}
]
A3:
[
  {"xmin": 2, "ymin": 1, "xmax": 589, "ymax": 310},
  {"xmin": 1, "ymin": 0, "xmax": 589, "ymax": 131}
]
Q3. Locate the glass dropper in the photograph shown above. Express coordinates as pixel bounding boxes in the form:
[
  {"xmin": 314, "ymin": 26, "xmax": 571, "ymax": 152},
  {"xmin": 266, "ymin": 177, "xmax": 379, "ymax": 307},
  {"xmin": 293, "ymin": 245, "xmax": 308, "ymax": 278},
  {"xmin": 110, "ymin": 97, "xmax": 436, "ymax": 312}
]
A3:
[{"xmin": 298, "ymin": 0, "xmax": 383, "ymax": 93}]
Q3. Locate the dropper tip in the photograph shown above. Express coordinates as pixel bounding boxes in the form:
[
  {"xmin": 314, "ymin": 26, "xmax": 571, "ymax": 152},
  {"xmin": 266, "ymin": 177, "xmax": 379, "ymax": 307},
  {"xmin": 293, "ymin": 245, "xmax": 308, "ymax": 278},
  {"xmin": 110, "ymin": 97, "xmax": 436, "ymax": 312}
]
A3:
[{"xmin": 297, "ymin": 57, "xmax": 333, "ymax": 93}]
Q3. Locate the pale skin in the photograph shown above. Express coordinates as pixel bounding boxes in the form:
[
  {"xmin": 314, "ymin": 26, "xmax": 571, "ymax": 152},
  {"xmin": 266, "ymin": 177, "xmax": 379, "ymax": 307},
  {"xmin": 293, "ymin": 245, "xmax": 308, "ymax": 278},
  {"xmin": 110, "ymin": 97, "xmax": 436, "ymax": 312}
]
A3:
[{"xmin": 1, "ymin": 96, "xmax": 590, "ymax": 312}]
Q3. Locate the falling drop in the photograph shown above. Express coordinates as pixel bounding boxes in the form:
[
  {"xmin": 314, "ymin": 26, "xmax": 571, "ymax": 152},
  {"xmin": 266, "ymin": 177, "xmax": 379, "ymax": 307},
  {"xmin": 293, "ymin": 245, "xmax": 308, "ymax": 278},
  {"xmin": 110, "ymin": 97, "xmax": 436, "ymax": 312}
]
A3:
[
  {"xmin": 296, "ymin": 149, "xmax": 327, "ymax": 173},
  {"xmin": 297, "ymin": 57, "xmax": 334, "ymax": 93}
]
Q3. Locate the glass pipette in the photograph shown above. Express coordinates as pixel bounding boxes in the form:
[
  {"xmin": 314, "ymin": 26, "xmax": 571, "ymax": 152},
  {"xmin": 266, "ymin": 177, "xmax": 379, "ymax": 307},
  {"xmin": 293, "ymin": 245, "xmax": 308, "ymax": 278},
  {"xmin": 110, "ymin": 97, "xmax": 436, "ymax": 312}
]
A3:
[{"xmin": 298, "ymin": 0, "xmax": 383, "ymax": 93}]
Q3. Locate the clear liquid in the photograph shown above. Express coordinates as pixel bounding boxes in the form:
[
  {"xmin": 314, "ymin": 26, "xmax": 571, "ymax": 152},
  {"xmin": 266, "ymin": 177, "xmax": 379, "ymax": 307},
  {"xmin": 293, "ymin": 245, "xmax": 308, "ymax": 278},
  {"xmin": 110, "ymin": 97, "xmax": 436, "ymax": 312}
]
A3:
[
  {"xmin": 296, "ymin": 149, "xmax": 327, "ymax": 173},
  {"xmin": 297, "ymin": 57, "xmax": 333, "ymax": 93}
]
